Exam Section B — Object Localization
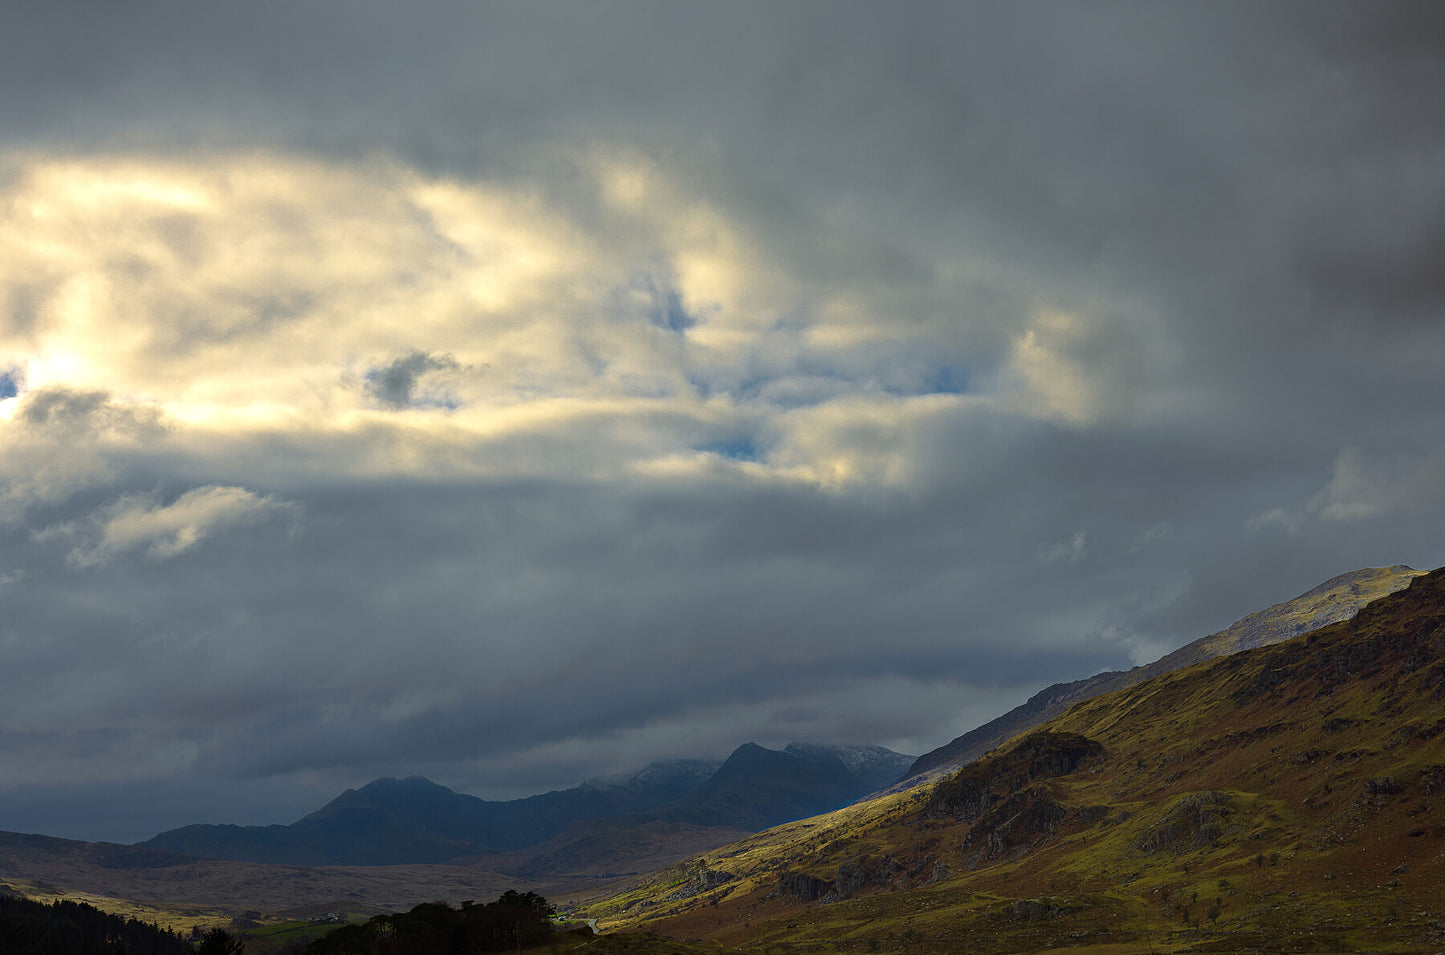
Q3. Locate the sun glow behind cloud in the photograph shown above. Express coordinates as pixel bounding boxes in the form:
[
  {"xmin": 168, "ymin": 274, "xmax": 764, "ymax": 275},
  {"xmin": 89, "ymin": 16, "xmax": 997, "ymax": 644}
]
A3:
[
  {"xmin": 10, "ymin": 139, "xmax": 1428, "ymax": 830},
  {"xmin": 10, "ymin": 144, "xmax": 1408, "ymax": 815}
]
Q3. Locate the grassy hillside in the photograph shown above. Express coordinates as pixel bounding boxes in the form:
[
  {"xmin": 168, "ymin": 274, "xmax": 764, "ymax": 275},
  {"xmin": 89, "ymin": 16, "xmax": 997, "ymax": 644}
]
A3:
[{"xmin": 589, "ymin": 567, "xmax": 1445, "ymax": 953}]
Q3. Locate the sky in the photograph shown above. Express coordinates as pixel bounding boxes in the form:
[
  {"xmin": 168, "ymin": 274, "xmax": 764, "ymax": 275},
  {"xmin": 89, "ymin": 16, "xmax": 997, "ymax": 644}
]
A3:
[{"xmin": 1, "ymin": 1, "xmax": 1444, "ymax": 844}]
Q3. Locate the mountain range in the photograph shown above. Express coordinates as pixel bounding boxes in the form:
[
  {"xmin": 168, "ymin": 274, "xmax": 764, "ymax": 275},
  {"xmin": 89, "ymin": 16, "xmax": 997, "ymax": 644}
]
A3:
[
  {"xmin": 139, "ymin": 743, "xmax": 913, "ymax": 867},
  {"xmin": 0, "ymin": 562, "xmax": 1437, "ymax": 954},
  {"xmin": 143, "ymin": 567, "xmax": 1419, "ymax": 873}
]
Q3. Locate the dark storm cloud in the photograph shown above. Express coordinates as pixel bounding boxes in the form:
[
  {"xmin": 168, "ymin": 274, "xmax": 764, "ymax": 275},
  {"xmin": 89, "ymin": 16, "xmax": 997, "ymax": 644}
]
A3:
[
  {"xmin": 1294, "ymin": 202, "xmax": 1445, "ymax": 317},
  {"xmin": 2, "ymin": 1, "xmax": 1444, "ymax": 841},
  {"xmin": 1295, "ymin": 1, "xmax": 1445, "ymax": 141},
  {"xmin": 6, "ymin": 473, "xmax": 1125, "ymax": 781},
  {"xmin": 4, "ymin": 3, "xmax": 1435, "ymax": 347}
]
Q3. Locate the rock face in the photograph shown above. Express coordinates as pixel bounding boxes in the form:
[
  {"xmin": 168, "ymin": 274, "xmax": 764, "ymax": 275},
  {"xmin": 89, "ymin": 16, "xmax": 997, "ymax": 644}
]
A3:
[
  {"xmin": 663, "ymin": 867, "xmax": 735, "ymax": 902},
  {"xmin": 926, "ymin": 731, "xmax": 1105, "ymax": 869},
  {"xmin": 1134, "ymin": 792, "xmax": 1234, "ymax": 854},
  {"xmin": 905, "ymin": 566, "xmax": 1423, "ymax": 781},
  {"xmin": 927, "ymin": 732, "xmax": 1105, "ymax": 822},
  {"xmin": 779, "ymin": 871, "xmax": 835, "ymax": 902},
  {"xmin": 777, "ymin": 858, "xmax": 873, "ymax": 904}
]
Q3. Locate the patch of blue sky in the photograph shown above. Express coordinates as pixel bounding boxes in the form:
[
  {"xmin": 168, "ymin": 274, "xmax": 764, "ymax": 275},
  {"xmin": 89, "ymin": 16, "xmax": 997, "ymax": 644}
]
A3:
[
  {"xmin": 920, "ymin": 364, "xmax": 970, "ymax": 395},
  {"xmin": 0, "ymin": 368, "xmax": 21, "ymax": 400},
  {"xmin": 697, "ymin": 437, "xmax": 762, "ymax": 462},
  {"xmin": 657, "ymin": 288, "xmax": 697, "ymax": 332},
  {"xmin": 618, "ymin": 272, "xmax": 699, "ymax": 334},
  {"xmin": 864, "ymin": 353, "xmax": 971, "ymax": 398},
  {"xmin": 689, "ymin": 362, "xmax": 969, "ymax": 407},
  {"xmin": 410, "ymin": 394, "xmax": 461, "ymax": 411}
]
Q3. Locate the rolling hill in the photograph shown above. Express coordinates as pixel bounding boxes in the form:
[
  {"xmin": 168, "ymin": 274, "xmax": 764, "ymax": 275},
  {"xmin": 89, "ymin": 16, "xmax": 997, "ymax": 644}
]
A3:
[{"xmin": 587, "ymin": 565, "xmax": 1445, "ymax": 953}]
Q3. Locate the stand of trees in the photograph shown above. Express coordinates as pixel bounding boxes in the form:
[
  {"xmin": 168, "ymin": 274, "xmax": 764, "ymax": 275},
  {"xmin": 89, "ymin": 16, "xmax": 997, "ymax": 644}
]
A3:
[
  {"xmin": 0, "ymin": 895, "xmax": 193, "ymax": 955},
  {"xmin": 306, "ymin": 891, "xmax": 560, "ymax": 955},
  {"xmin": 197, "ymin": 927, "xmax": 248, "ymax": 954}
]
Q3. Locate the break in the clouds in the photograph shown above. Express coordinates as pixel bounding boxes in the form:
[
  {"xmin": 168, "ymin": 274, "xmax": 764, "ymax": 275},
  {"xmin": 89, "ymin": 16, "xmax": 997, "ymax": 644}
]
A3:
[{"xmin": 1, "ymin": 1, "xmax": 1443, "ymax": 842}]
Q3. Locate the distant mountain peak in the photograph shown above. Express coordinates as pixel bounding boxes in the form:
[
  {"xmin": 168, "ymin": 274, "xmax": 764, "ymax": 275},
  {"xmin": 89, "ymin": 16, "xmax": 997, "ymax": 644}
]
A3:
[
  {"xmin": 784, "ymin": 743, "xmax": 914, "ymax": 781},
  {"xmin": 581, "ymin": 758, "xmax": 723, "ymax": 792},
  {"xmin": 356, "ymin": 775, "xmax": 451, "ymax": 793}
]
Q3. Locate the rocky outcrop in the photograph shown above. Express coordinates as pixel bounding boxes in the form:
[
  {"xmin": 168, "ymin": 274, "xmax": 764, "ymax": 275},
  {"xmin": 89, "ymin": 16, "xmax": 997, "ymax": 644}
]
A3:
[
  {"xmin": 1135, "ymin": 791, "xmax": 1234, "ymax": 854},
  {"xmin": 960, "ymin": 787, "xmax": 1068, "ymax": 869},
  {"xmin": 928, "ymin": 732, "xmax": 1104, "ymax": 821},
  {"xmin": 779, "ymin": 871, "xmax": 834, "ymax": 902},
  {"xmin": 1005, "ymin": 898, "xmax": 1074, "ymax": 921},
  {"xmin": 777, "ymin": 856, "xmax": 879, "ymax": 903},
  {"xmin": 662, "ymin": 866, "xmax": 735, "ymax": 902},
  {"xmin": 923, "ymin": 732, "xmax": 1104, "ymax": 870}
]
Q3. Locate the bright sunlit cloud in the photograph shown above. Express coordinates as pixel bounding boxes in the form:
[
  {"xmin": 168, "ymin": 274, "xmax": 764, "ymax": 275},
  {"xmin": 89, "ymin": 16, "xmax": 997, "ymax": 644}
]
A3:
[{"xmin": 0, "ymin": 150, "xmax": 1061, "ymax": 497}]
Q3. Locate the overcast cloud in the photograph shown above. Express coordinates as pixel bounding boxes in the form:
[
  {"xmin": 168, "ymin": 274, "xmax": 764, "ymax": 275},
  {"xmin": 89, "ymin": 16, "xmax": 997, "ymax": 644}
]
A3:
[{"xmin": 1, "ymin": 1, "xmax": 1443, "ymax": 843}]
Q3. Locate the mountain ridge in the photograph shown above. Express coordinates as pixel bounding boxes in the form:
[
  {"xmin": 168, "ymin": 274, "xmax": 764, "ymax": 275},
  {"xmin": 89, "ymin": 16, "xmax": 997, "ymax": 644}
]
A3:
[
  {"xmin": 139, "ymin": 743, "xmax": 912, "ymax": 868},
  {"xmin": 903, "ymin": 563, "xmax": 1424, "ymax": 781}
]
